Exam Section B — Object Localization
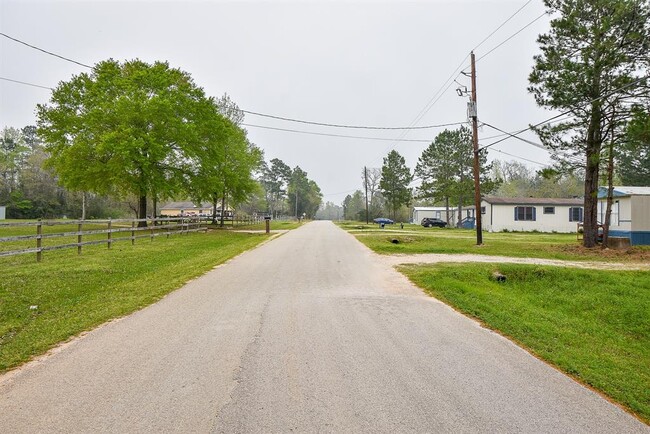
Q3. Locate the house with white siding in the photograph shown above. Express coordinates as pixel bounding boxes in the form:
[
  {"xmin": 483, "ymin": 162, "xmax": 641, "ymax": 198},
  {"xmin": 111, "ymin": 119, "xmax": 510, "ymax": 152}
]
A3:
[
  {"xmin": 411, "ymin": 206, "xmax": 475, "ymax": 226},
  {"xmin": 0, "ymin": 205, "xmax": 5, "ymax": 220},
  {"xmin": 481, "ymin": 197, "xmax": 584, "ymax": 233},
  {"xmin": 598, "ymin": 186, "xmax": 650, "ymax": 245}
]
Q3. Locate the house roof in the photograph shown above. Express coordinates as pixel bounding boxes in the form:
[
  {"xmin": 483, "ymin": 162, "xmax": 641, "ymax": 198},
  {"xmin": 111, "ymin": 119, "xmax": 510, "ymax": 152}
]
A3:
[
  {"xmin": 160, "ymin": 201, "xmax": 214, "ymax": 210},
  {"xmin": 413, "ymin": 207, "xmax": 448, "ymax": 211},
  {"xmin": 597, "ymin": 186, "xmax": 650, "ymax": 198},
  {"xmin": 482, "ymin": 197, "xmax": 583, "ymax": 206}
]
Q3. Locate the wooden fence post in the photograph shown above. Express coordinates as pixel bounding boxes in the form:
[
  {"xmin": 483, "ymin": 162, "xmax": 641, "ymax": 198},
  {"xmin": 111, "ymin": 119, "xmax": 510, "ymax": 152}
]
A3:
[
  {"xmin": 107, "ymin": 218, "xmax": 112, "ymax": 249},
  {"xmin": 78, "ymin": 220, "xmax": 83, "ymax": 255},
  {"xmin": 150, "ymin": 218, "xmax": 154, "ymax": 241},
  {"xmin": 36, "ymin": 219, "xmax": 42, "ymax": 262},
  {"xmin": 131, "ymin": 221, "xmax": 135, "ymax": 245}
]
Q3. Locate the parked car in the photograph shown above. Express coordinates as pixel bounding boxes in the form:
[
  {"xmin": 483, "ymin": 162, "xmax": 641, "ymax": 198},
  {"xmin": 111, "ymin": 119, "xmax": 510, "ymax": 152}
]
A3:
[
  {"xmin": 373, "ymin": 217, "xmax": 394, "ymax": 225},
  {"xmin": 421, "ymin": 217, "xmax": 447, "ymax": 228}
]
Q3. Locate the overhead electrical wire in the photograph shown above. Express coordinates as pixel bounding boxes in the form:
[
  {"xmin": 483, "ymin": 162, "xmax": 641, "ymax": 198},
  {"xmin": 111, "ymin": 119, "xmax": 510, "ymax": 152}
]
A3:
[
  {"xmin": 478, "ymin": 75, "xmax": 649, "ymax": 152},
  {"xmin": 0, "ymin": 32, "xmax": 93, "ymax": 69},
  {"xmin": 490, "ymin": 148, "xmax": 547, "ymax": 166},
  {"xmin": 0, "ymin": 76, "xmax": 53, "ymax": 90},
  {"xmin": 472, "ymin": 0, "xmax": 534, "ymax": 51},
  {"xmin": 241, "ymin": 110, "xmax": 466, "ymax": 130},
  {"xmin": 475, "ymin": 12, "xmax": 548, "ymax": 63},
  {"xmin": 241, "ymin": 123, "xmax": 437, "ymax": 143},
  {"xmin": 480, "ymin": 121, "xmax": 583, "ymax": 165},
  {"xmin": 387, "ymin": 1, "xmax": 541, "ymax": 150}
]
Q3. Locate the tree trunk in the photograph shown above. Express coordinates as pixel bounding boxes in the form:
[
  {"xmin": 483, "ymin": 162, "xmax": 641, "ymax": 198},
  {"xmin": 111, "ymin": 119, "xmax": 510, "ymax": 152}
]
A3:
[
  {"xmin": 81, "ymin": 192, "xmax": 86, "ymax": 220},
  {"xmin": 152, "ymin": 194, "xmax": 157, "ymax": 225},
  {"xmin": 583, "ymin": 103, "xmax": 602, "ymax": 248},
  {"xmin": 138, "ymin": 194, "xmax": 147, "ymax": 227},
  {"xmin": 457, "ymin": 196, "xmax": 463, "ymax": 228},
  {"xmin": 602, "ymin": 137, "xmax": 615, "ymax": 248},
  {"xmin": 212, "ymin": 195, "xmax": 218, "ymax": 224},
  {"xmin": 220, "ymin": 193, "xmax": 226, "ymax": 228}
]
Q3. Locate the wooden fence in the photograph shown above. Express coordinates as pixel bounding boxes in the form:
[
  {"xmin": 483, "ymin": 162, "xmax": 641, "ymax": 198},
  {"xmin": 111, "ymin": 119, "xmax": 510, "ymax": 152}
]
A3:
[{"xmin": 0, "ymin": 217, "xmax": 211, "ymax": 262}]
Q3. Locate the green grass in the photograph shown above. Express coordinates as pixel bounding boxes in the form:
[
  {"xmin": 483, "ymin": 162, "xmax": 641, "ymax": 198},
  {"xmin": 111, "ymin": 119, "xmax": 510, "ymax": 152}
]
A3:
[
  {"xmin": 401, "ymin": 263, "xmax": 650, "ymax": 422},
  {"xmin": 0, "ymin": 230, "xmax": 270, "ymax": 373},
  {"xmin": 230, "ymin": 220, "xmax": 303, "ymax": 231},
  {"xmin": 336, "ymin": 221, "xmax": 650, "ymax": 262}
]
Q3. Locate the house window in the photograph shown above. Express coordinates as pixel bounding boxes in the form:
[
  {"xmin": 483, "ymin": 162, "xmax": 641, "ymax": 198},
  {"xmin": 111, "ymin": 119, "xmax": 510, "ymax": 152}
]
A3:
[
  {"xmin": 543, "ymin": 207, "xmax": 555, "ymax": 214},
  {"xmin": 569, "ymin": 207, "xmax": 583, "ymax": 222},
  {"xmin": 481, "ymin": 206, "xmax": 486, "ymax": 214},
  {"xmin": 514, "ymin": 206, "xmax": 536, "ymax": 221}
]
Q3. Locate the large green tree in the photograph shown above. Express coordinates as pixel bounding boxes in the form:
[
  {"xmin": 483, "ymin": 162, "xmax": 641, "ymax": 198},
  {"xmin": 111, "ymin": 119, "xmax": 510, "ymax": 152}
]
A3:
[
  {"xmin": 379, "ymin": 150, "xmax": 412, "ymax": 220},
  {"xmin": 37, "ymin": 59, "xmax": 216, "ymax": 226},
  {"xmin": 529, "ymin": 0, "xmax": 650, "ymax": 246}
]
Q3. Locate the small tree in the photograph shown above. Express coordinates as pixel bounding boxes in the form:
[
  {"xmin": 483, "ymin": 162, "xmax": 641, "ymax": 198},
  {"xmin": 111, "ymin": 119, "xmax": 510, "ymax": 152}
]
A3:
[{"xmin": 379, "ymin": 150, "xmax": 412, "ymax": 220}]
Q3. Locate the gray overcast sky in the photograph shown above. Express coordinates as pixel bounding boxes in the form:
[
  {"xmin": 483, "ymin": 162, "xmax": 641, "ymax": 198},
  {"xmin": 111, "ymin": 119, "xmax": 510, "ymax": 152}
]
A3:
[{"xmin": 0, "ymin": 0, "xmax": 554, "ymax": 205}]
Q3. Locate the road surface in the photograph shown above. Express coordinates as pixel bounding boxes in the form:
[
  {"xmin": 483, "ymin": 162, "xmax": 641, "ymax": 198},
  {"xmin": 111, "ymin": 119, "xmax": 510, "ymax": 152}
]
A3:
[{"xmin": 0, "ymin": 221, "xmax": 647, "ymax": 433}]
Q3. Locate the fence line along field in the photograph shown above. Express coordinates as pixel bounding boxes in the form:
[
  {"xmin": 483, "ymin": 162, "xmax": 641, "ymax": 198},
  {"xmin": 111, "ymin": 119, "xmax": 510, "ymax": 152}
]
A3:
[{"xmin": 0, "ymin": 215, "xmax": 268, "ymax": 262}]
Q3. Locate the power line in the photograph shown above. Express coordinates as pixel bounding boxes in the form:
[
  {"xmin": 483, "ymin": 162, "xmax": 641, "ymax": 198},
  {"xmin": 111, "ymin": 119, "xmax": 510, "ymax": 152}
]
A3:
[
  {"xmin": 387, "ymin": 2, "xmax": 540, "ymax": 150},
  {"xmin": 241, "ymin": 123, "xmax": 437, "ymax": 143},
  {"xmin": 472, "ymin": 0, "xmax": 534, "ymax": 51},
  {"xmin": 481, "ymin": 121, "xmax": 550, "ymax": 150},
  {"xmin": 0, "ymin": 76, "xmax": 53, "ymax": 90},
  {"xmin": 489, "ymin": 148, "xmax": 548, "ymax": 166},
  {"xmin": 242, "ymin": 110, "xmax": 465, "ymax": 130},
  {"xmin": 475, "ymin": 12, "xmax": 548, "ymax": 63},
  {"xmin": 478, "ymin": 75, "xmax": 649, "ymax": 151},
  {"xmin": 0, "ymin": 32, "xmax": 93, "ymax": 69}
]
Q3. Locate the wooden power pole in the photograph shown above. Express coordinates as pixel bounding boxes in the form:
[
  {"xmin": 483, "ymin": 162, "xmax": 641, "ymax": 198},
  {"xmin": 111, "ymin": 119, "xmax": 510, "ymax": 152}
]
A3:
[
  {"xmin": 364, "ymin": 166, "xmax": 369, "ymax": 224},
  {"xmin": 470, "ymin": 51, "xmax": 483, "ymax": 245}
]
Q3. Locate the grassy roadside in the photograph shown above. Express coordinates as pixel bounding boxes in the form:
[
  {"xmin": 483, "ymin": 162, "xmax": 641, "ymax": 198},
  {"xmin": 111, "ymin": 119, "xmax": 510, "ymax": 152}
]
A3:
[
  {"xmin": 0, "ymin": 230, "xmax": 270, "ymax": 373},
  {"xmin": 337, "ymin": 221, "xmax": 650, "ymax": 262},
  {"xmin": 400, "ymin": 263, "xmax": 650, "ymax": 423}
]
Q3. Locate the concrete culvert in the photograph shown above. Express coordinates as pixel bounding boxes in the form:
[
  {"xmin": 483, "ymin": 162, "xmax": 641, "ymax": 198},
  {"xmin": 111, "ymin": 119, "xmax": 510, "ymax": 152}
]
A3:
[
  {"xmin": 492, "ymin": 272, "xmax": 506, "ymax": 282},
  {"xmin": 391, "ymin": 239, "xmax": 400, "ymax": 244}
]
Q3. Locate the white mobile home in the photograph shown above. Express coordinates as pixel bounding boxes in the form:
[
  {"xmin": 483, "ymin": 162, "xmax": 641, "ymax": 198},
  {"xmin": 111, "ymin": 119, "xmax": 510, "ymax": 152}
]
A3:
[
  {"xmin": 481, "ymin": 197, "xmax": 583, "ymax": 233},
  {"xmin": 412, "ymin": 206, "xmax": 475, "ymax": 226},
  {"xmin": 598, "ymin": 186, "xmax": 650, "ymax": 245}
]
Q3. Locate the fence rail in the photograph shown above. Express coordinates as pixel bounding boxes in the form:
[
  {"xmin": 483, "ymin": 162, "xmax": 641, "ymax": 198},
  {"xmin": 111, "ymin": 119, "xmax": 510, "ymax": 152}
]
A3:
[{"xmin": 0, "ymin": 216, "xmax": 211, "ymax": 262}]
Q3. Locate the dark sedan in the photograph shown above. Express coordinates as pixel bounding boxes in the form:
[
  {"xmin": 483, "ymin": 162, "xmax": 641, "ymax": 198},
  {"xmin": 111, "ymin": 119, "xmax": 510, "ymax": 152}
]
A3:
[{"xmin": 421, "ymin": 217, "xmax": 447, "ymax": 228}]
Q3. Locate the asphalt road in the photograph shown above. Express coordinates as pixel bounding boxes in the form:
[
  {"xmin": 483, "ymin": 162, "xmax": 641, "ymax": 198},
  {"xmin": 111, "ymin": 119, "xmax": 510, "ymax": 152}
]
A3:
[{"xmin": 0, "ymin": 221, "xmax": 647, "ymax": 433}]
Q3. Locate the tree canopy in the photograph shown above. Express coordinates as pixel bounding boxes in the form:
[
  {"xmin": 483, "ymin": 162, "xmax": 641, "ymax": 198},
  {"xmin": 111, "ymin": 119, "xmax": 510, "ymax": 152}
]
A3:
[{"xmin": 36, "ymin": 59, "xmax": 261, "ymax": 225}]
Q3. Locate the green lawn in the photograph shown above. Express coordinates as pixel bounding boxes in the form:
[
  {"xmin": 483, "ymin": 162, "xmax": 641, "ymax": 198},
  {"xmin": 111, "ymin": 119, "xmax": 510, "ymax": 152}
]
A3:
[
  {"xmin": 401, "ymin": 263, "xmax": 650, "ymax": 423},
  {"xmin": 337, "ymin": 221, "xmax": 650, "ymax": 262},
  {"xmin": 0, "ymin": 230, "xmax": 269, "ymax": 373},
  {"xmin": 230, "ymin": 220, "xmax": 303, "ymax": 231}
]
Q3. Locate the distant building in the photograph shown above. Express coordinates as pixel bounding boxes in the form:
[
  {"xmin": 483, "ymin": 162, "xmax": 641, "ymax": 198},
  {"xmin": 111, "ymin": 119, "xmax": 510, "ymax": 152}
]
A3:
[
  {"xmin": 481, "ymin": 197, "xmax": 584, "ymax": 233},
  {"xmin": 0, "ymin": 205, "xmax": 5, "ymax": 220},
  {"xmin": 159, "ymin": 201, "xmax": 232, "ymax": 217},
  {"xmin": 598, "ymin": 186, "xmax": 650, "ymax": 245}
]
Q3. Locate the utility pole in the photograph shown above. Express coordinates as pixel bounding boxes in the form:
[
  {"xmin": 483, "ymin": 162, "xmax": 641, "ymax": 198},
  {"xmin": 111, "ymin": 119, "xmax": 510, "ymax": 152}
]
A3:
[
  {"xmin": 364, "ymin": 166, "xmax": 369, "ymax": 224},
  {"xmin": 470, "ymin": 51, "xmax": 483, "ymax": 245}
]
